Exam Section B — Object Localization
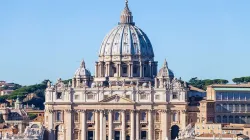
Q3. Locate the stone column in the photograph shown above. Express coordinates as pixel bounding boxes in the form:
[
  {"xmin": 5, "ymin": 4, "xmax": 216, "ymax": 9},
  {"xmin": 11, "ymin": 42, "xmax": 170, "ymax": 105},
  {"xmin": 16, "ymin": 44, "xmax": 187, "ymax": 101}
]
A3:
[
  {"xmin": 136, "ymin": 110, "xmax": 140, "ymax": 140},
  {"xmin": 48, "ymin": 110, "xmax": 55, "ymax": 140},
  {"xmin": 95, "ymin": 62, "xmax": 98, "ymax": 78},
  {"xmin": 107, "ymin": 62, "xmax": 110, "ymax": 76},
  {"xmin": 95, "ymin": 110, "xmax": 99, "ymax": 140},
  {"xmin": 148, "ymin": 110, "xmax": 153, "ymax": 140},
  {"xmin": 140, "ymin": 62, "xmax": 143, "ymax": 78},
  {"xmin": 65, "ymin": 109, "xmax": 73, "ymax": 140},
  {"xmin": 117, "ymin": 63, "xmax": 120, "ymax": 77},
  {"xmin": 161, "ymin": 109, "xmax": 170, "ymax": 140},
  {"xmin": 130, "ymin": 110, "xmax": 135, "ymax": 140},
  {"xmin": 121, "ymin": 110, "xmax": 126, "ymax": 140},
  {"xmin": 108, "ymin": 110, "xmax": 113, "ymax": 140},
  {"xmin": 81, "ymin": 110, "xmax": 86, "ymax": 140},
  {"xmin": 149, "ymin": 61, "xmax": 152, "ymax": 77},
  {"xmin": 130, "ymin": 63, "xmax": 133, "ymax": 77},
  {"xmin": 181, "ymin": 110, "xmax": 187, "ymax": 130},
  {"xmin": 100, "ymin": 110, "xmax": 104, "ymax": 140}
]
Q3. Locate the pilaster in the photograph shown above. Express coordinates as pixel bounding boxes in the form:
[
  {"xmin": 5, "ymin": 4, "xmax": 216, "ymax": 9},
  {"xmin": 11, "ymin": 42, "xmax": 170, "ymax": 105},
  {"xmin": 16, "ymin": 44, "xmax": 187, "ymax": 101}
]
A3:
[
  {"xmin": 108, "ymin": 110, "xmax": 113, "ymax": 140},
  {"xmin": 121, "ymin": 110, "xmax": 126, "ymax": 140},
  {"xmin": 130, "ymin": 110, "xmax": 135, "ymax": 140},
  {"xmin": 65, "ymin": 109, "xmax": 73, "ymax": 140},
  {"xmin": 94, "ymin": 110, "xmax": 99, "ymax": 140}
]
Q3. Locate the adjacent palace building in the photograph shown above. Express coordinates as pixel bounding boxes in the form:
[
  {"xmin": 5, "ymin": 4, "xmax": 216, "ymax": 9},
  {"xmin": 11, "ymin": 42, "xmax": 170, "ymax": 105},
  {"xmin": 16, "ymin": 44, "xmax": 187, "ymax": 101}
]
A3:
[{"xmin": 44, "ymin": 1, "xmax": 189, "ymax": 140}]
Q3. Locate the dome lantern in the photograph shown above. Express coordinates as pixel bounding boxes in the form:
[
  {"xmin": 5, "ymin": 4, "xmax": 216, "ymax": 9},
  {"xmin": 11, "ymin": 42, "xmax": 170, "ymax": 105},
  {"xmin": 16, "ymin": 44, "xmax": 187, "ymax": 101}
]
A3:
[{"xmin": 119, "ymin": 0, "xmax": 134, "ymax": 25}]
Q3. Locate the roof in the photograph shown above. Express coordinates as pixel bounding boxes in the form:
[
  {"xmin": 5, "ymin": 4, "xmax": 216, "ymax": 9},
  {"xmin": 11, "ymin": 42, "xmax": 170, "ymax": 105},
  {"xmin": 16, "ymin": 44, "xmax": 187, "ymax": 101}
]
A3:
[
  {"xmin": 208, "ymin": 83, "xmax": 250, "ymax": 88},
  {"xmin": 197, "ymin": 133, "xmax": 249, "ymax": 139},
  {"xmin": 188, "ymin": 85, "xmax": 206, "ymax": 92}
]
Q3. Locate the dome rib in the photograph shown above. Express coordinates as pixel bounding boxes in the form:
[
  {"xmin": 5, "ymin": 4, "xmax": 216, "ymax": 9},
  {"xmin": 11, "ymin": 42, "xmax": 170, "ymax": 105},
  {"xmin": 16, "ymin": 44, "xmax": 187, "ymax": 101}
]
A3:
[{"xmin": 99, "ymin": 24, "xmax": 154, "ymax": 59}]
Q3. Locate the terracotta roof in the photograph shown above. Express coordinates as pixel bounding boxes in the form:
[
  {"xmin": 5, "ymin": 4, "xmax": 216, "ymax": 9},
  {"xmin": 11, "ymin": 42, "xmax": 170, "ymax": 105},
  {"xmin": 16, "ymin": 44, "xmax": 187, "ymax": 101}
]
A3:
[{"xmin": 197, "ymin": 133, "xmax": 248, "ymax": 138}]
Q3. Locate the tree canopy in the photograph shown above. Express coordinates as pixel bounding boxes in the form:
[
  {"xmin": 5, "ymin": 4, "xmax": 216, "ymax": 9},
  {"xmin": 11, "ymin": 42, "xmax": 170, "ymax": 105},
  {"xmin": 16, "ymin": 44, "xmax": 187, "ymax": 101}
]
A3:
[
  {"xmin": 188, "ymin": 77, "xmax": 229, "ymax": 90},
  {"xmin": 232, "ymin": 76, "xmax": 250, "ymax": 84}
]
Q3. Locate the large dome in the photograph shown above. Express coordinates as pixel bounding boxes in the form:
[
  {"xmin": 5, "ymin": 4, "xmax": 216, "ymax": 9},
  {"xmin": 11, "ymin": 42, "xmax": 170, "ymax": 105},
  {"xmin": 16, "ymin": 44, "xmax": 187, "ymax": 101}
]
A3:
[
  {"xmin": 99, "ymin": 1, "xmax": 154, "ymax": 60},
  {"xmin": 99, "ymin": 24, "xmax": 154, "ymax": 58}
]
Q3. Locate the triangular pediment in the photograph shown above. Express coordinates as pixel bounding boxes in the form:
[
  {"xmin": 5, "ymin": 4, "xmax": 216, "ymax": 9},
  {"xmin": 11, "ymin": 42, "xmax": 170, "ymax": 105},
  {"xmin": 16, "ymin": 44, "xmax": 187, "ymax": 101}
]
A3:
[{"xmin": 100, "ymin": 94, "xmax": 134, "ymax": 103}]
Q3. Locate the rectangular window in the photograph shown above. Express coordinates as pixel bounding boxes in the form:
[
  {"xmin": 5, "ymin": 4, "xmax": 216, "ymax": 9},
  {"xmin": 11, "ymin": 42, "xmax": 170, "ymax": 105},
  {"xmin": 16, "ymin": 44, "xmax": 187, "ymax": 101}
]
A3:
[
  {"xmin": 104, "ymin": 95, "xmax": 109, "ymax": 99},
  {"xmin": 155, "ymin": 95, "xmax": 160, "ymax": 100},
  {"xmin": 126, "ymin": 95, "xmax": 130, "ymax": 99},
  {"xmin": 56, "ymin": 111, "xmax": 62, "ymax": 122},
  {"xmin": 122, "ymin": 67, "xmax": 127, "ymax": 74},
  {"xmin": 87, "ymin": 94, "xmax": 94, "ymax": 100},
  {"xmin": 140, "ymin": 94, "xmax": 147, "ymax": 100},
  {"xmin": 75, "ymin": 95, "xmax": 79, "ymax": 100},
  {"xmin": 74, "ymin": 130, "xmax": 79, "ymax": 139},
  {"xmin": 56, "ymin": 92, "xmax": 62, "ymax": 99},
  {"xmin": 126, "ymin": 112, "xmax": 130, "ymax": 121},
  {"xmin": 172, "ymin": 92, "xmax": 178, "ymax": 99}
]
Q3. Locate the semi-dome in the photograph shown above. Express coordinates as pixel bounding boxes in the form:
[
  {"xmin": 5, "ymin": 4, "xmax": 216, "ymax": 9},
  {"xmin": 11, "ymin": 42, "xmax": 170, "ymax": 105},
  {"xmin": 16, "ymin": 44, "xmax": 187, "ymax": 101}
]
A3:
[
  {"xmin": 99, "ymin": 1, "xmax": 154, "ymax": 59},
  {"xmin": 157, "ymin": 59, "xmax": 174, "ymax": 78}
]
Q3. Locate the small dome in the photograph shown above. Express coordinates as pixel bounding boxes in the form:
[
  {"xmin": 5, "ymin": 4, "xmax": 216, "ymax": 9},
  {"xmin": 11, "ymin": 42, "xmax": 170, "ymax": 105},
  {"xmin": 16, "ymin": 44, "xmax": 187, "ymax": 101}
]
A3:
[
  {"xmin": 99, "ymin": 0, "xmax": 154, "ymax": 60},
  {"xmin": 74, "ymin": 60, "xmax": 91, "ymax": 78},
  {"xmin": 157, "ymin": 59, "xmax": 174, "ymax": 78}
]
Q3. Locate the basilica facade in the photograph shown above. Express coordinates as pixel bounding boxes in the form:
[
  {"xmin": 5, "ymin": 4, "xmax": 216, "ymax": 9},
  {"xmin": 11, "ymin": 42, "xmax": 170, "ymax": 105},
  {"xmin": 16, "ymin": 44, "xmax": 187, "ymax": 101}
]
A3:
[{"xmin": 44, "ymin": 1, "xmax": 189, "ymax": 140}]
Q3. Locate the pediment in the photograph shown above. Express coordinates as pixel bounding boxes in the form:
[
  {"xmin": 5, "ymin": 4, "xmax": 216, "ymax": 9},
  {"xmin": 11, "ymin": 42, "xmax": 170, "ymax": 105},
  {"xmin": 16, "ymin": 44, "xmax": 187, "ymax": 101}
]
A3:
[{"xmin": 100, "ymin": 95, "xmax": 134, "ymax": 103}]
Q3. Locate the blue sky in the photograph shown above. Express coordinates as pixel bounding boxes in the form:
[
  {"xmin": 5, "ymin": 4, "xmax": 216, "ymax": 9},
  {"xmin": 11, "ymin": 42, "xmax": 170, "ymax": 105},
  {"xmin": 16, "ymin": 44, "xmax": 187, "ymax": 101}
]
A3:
[{"xmin": 0, "ymin": 0, "xmax": 250, "ymax": 85}]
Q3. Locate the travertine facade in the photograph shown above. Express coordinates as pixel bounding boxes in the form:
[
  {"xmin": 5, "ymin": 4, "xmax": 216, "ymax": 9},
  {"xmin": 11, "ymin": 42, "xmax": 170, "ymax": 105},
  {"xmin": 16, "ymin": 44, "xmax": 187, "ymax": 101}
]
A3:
[{"xmin": 44, "ymin": 1, "xmax": 190, "ymax": 140}]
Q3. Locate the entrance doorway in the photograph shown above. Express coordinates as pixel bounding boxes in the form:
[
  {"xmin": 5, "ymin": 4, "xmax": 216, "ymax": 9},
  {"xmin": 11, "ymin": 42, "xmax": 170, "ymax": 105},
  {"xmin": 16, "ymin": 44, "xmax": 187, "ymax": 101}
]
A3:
[
  {"xmin": 141, "ymin": 131, "xmax": 147, "ymax": 140},
  {"xmin": 114, "ymin": 131, "xmax": 120, "ymax": 140},
  {"xmin": 87, "ymin": 131, "xmax": 94, "ymax": 140},
  {"xmin": 171, "ymin": 125, "xmax": 180, "ymax": 139}
]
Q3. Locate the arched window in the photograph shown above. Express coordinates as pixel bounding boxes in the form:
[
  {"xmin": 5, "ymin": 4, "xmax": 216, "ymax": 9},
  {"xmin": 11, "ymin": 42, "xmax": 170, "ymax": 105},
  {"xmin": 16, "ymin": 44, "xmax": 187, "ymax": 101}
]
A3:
[
  {"xmin": 241, "ymin": 104, "xmax": 246, "ymax": 112},
  {"xmin": 229, "ymin": 116, "xmax": 234, "ymax": 123},
  {"xmin": 114, "ymin": 111, "xmax": 120, "ymax": 121},
  {"xmin": 222, "ymin": 116, "xmax": 227, "ymax": 123},
  {"xmin": 217, "ymin": 116, "xmax": 221, "ymax": 123},
  {"xmin": 246, "ymin": 94, "xmax": 250, "ymax": 101},
  {"xmin": 56, "ymin": 111, "xmax": 62, "ymax": 122},
  {"xmin": 247, "ymin": 104, "xmax": 250, "ymax": 112},
  {"xmin": 216, "ymin": 104, "xmax": 221, "ymax": 112},
  {"xmin": 141, "ymin": 112, "xmax": 147, "ymax": 121},
  {"xmin": 235, "ymin": 104, "xmax": 240, "ymax": 112},
  {"xmin": 155, "ymin": 112, "xmax": 160, "ymax": 122},
  {"xmin": 247, "ymin": 116, "xmax": 250, "ymax": 124},
  {"xmin": 223, "ymin": 104, "xmax": 228, "ymax": 112},
  {"xmin": 240, "ymin": 93, "xmax": 246, "ymax": 101},
  {"xmin": 229, "ymin": 104, "xmax": 233, "ymax": 112},
  {"xmin": 234, "ymin": 93, "xmax": 240, "ymax": 101},
  {"xmin": 222, "ymin": 93, "xmax": 227, "ymax": 100},
  {"xmin": 235, "ymin": 116, "xmax": 240, "ymax": 123},
  {"xmin": 87, "ymin": 112, "xmax": 93, "ymax": 121},
  {"xmin": 228, "ymin": 92, "xmax": 233, "ymax": 100},
  {"xmin": 241, "ymin": 116, "xmax": 246, "ymax": 124},
  {"xmin": 216, "ymin": 93, "xmax": 222, "ymax": 100},
  {"xmin": 173, "ymin": 112, "xmax": 178, "ymax": 122},
  {"xmin": 74, "ymin": 112, "xmax": 79, "ymax": 122}
]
